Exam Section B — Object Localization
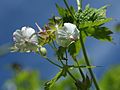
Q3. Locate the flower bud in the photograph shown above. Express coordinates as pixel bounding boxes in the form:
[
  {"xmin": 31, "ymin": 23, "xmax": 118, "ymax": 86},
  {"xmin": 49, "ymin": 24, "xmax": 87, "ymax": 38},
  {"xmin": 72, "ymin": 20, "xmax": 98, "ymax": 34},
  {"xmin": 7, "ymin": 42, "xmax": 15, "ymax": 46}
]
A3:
[{"xmin": 40, "ymin": 47, "xmax": 47, "ymax": 56}]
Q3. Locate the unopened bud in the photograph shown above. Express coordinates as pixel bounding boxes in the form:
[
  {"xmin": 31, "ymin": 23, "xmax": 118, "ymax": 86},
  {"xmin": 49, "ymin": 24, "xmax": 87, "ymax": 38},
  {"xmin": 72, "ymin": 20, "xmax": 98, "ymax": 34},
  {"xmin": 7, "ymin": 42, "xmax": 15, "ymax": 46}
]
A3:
[{"xmin": 40, "ymin": 47, "xmax": 47, "ymax": 56}]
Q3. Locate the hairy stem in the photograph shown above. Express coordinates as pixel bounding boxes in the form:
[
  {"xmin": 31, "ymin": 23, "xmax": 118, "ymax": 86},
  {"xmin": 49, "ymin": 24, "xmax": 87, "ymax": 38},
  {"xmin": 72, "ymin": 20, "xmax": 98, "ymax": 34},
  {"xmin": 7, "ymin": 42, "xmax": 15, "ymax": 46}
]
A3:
[{"xmin": 80, "ymin": 31, "xmax": 100, "ymax": 90}]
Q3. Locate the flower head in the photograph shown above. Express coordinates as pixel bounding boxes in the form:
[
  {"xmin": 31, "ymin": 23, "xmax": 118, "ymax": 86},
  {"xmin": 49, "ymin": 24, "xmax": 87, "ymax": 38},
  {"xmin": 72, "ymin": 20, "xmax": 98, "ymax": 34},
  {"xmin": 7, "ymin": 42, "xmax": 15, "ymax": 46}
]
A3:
[
  {"xmin": 56, "ymin": 23, "xmax": 80, "ymax": 47},
  {"xmin": 12, "ymin": 26, "xmax": 38, "ymax": 52}
]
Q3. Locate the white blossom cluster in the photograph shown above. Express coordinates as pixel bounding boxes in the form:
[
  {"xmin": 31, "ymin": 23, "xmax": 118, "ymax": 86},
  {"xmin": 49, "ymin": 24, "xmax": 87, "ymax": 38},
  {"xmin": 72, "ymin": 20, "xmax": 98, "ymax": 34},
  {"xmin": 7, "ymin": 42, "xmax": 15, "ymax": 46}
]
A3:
[{"xmin": 12, "ymin": 23, "xmax": 80, "ymax": 53}]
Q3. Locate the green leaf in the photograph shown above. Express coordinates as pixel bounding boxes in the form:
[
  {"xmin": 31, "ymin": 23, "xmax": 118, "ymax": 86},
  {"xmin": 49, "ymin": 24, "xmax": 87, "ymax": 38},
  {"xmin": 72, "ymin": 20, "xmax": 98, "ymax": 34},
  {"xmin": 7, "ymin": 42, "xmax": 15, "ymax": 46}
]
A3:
[
  {"xmin": 56, "ymin": 46, "xmax": 66, "ymax": 60},
  {"xmin": 56, "ymin": 4, "xmax": 66, "ymax": 17},
  {"xmin": 87, "ymin": 27, "xmax": 113, "ymax": 41},
  {"xmin": 68, "ymin": 40, "xmax": 81, "ymax": 57},
  {"xmin": 76, "ymin": 4, "xmax": 111, "ymax": 26},
  {"xmin": 56, "ymin": 4, "xmax": 75, "ymax": 23},
  {"xmin": 100, "ymin": 65, "xmax": 120, "ymax": 90},
  {"xmin": 79, "ymin": 18, "xmax": 112, "ymax": 29},
  {"xmin": 44, "ymin": 70, "xmax": 63, "ymax": 90}
]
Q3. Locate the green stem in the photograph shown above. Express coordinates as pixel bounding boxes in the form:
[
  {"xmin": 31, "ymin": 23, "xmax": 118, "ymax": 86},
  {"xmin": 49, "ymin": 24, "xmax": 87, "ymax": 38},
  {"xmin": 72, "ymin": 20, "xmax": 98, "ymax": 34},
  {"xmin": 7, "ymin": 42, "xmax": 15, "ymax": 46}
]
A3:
[
  {"xmin": 65, "ymin": 50, "xmax": 68, "ymax": 65},
  {"xmin": 80, "ymin": 0, "xmax": 82, "ymax": 9},
  {"xmin": 45, "ymin": 57, "xmax": 62, "ymax": 68},
  {"xmin": 76, "ymin": 0, "xmax": 81, "ymax": 11},
  {"xmin": 80, "ymin": 31, "xmax": 100, "ymax": 90},
  {"xmin": 67, "ymin": 70, "xmax": 77, "ymax": 81},
  {"xmin": 60, "ymin": 59, "xmax": 77, "ymax": 82},
  {"xmin": 72, "ymin": 57, "xmax": 85, "ymax": 80}
]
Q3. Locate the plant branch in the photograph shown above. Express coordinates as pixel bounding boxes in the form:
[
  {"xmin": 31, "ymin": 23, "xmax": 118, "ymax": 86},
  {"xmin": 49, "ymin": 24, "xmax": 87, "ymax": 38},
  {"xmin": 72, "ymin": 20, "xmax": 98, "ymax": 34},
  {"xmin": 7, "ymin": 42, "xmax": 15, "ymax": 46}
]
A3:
[
  {"xmin": 60, "ymin": 59, "xmax": 77, "ymax": 82},
  {"xmin": 72, "ymin": 57, "xmax": 85, "ymax": 80},
  {"xmin": 67, "ymin": 70, "xmax": 77, "ymax": 81},
  {"xmin": 44, "ymin": 57, "xmax": 62, "ymax": 68},
  {"xmin": 80, "ymin": 31, "xmax": 100, "ymax": 90}
]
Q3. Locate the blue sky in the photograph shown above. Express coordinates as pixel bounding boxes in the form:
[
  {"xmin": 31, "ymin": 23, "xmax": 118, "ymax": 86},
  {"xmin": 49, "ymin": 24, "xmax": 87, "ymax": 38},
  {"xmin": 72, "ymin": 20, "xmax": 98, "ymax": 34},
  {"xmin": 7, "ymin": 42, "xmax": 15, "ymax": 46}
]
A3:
[{"xmin": 0, "ymin": 0, "xmax": 120, "ymax": 89}]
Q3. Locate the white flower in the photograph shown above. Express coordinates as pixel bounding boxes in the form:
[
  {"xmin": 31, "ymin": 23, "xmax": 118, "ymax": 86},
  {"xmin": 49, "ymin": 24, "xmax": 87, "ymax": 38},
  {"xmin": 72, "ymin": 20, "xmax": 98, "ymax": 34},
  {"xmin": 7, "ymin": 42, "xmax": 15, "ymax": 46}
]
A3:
[
  {"xmin": 56, "ymin": 23, "xmax": 80, "ymax": 47},
  {"xmin": 12, "ymin": 26, "xmax": 38, "ymax": 52}
]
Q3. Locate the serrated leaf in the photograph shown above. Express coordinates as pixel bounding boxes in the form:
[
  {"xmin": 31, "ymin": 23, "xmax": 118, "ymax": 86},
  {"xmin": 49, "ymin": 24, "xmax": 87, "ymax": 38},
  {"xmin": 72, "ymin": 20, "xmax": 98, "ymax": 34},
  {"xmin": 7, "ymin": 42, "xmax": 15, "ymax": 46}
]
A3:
[
  {"xmin": 79, "ymin": 18, "xmax": 112, "ymax": 29},
  {"xmin": 44, "ymin": 70, "xmax": 63, "ymax": 90},
  {"xmin": 56, "ymin": 4, "xmax": 66, "ymax": 17},
  {"xmin": 56, "ymin": 4, "xmax": 75, "ymax": 23},
  {"xmin": 87, "ymin": 27, "xmax": 113, "ymax": 41}
]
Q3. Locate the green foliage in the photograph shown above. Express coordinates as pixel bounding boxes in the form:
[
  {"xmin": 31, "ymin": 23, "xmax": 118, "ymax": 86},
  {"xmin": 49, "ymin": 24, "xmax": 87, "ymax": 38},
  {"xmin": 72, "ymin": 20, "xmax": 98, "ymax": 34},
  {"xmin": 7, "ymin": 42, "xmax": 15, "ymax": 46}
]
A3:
[
  {"xmin": 87, "ymin": 27, "xmax": 113, "ymax": 41},
  {"xmin": 10, "ymin": 0, "xmax": 114, "ymax": 90},
  {"xmin": 76, "ymin": 4, "xmax": 109, "ymax": 23},
  {"xmin": 45, "ymin": 70, "xmax": 63, "ymax": 90},
  {"xmin": 56, "ymin": 4, "xmax": 75, "ymax": 23},
  {"xmin": 56, "ymin": 2, "xmax": 113, "ymax": 42},
  {"xmin": 49, "ymin": 69, "xmax": 80, "ymax": 90},
  {"xmin": 75, "ymin": 75, "xmax": 92, "ymax": 90},
  {"xmin": 100, "ymin": 65, "xmax": 120, "ymax": 90},
  {"xmin": 68, "ymin": 40, "xmax": 81, "ymax": 57},
  {"xmin": 68, "ymin": 32, "xmax": 86, "ymax": 57},
  {"xmin": 10, "ymin": 71, "xmax": 41, "ymax": 90},
  {"xmin": 75, "ymin": 4, "xmax": 113, "ymax": 42},
  {"xmin": 79, "ymin": 18, "xmax": 112, "ymax": 29}
]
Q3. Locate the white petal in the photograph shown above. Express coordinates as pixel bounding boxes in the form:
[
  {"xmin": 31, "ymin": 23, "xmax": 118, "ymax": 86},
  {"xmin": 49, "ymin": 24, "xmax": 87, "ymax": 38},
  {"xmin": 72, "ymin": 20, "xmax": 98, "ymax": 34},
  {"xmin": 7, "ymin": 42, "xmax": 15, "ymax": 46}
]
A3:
[
  {"xmin": 56, "ymin": 29, "xmax": 68, "ymax": 39},
  {"xmin": 56, "ymin": 23, "xmax": 80, "ymax": 47},
  {"xmin": 72, "ymin": 28, "xmax": 80, "ymax": 39},
  {"xmin": 29, "ymin": 35, "xmax": 38, "ymax": 44},
  {"xmin": 21, "ymin": 27, "xmax": 35, "ymax": 38},
  {"xmin": 64, "ymin": 23, "xmax": 76, "ymax": 33},
  {"xmin": 13, "ymin": 30, "xmax": 24, "ymax": 42}
]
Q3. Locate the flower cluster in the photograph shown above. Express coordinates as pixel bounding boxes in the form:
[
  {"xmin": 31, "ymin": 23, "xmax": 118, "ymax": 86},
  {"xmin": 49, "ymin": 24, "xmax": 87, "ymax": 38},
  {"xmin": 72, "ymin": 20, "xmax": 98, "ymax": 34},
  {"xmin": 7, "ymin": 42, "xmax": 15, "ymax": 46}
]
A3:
[
  {"xmin": 11, "ymin": 23, "xmax": 80, "ymax": 53},
  {"xmin": 10, "ymin": 0, "xmax": 113, "ymax": 89}
]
